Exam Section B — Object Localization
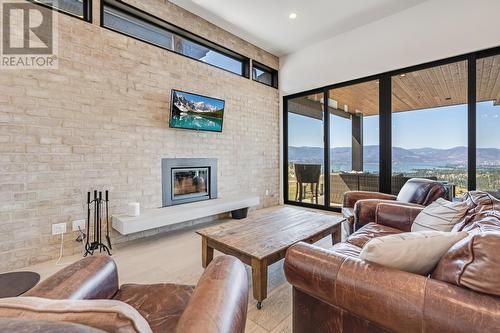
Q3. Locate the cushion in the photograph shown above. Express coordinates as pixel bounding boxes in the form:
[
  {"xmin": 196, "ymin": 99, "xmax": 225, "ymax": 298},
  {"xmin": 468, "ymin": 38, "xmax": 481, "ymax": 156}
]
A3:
[
  {"xmin": 331, "ymin": 242, "xmax": 363, "ymax": 258},
  {"xmin": 347, "ymin": 222, "xmax": 402, "ymax": 248},
  {"xmin": 360, "ymin": 231, "xmax": 468, "ymax": 275},
  {"xmin": 0, "ymin": 297, "xmax": 152, "ymax": 333},
  {"xmin": 453, "ymin": 191, "xmax": 500, "ymax": 231},
  {"xmin": 411, "ymin": 198, "xmax": 468, "ymax": 232},
  {"xmin": 432, "ymin": 232, "xmax": 500, "ymax": 296},
  {"xmin": 113, "ymin": 283, "xmax": 194, "ymax": 333}
]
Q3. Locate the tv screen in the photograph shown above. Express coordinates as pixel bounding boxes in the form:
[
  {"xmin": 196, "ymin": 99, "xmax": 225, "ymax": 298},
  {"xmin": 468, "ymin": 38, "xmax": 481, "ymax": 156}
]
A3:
[{"xmin": 170, "ymin": 90, "xmax": 225, "ymax": 132}]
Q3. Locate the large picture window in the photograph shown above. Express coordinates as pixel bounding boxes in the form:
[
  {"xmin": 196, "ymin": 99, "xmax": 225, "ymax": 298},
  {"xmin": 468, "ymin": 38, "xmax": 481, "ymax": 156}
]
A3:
[
  {"xmin": 476, "ymin": 54, "xmax": 500, "ymax": 192},
  {"xmin": 392, "ymin": 61, "xmax": 468, "ymax": 198},
  {"xmin": 284, "ymin": 46, "xmax": 500, "ymax": 211}
]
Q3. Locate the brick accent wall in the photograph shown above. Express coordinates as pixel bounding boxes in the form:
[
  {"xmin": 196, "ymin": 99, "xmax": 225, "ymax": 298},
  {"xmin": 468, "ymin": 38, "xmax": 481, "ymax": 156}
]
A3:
[{"xmin": 0, "ymin": 0, "xmax": 279, "ymax": 271}]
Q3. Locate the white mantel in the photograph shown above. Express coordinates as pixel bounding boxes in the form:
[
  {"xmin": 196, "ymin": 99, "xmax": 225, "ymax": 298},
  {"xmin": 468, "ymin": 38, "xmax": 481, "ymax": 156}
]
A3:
[{"xmin": 112, "ymin": 195, "xmax": 260, "ymax": 235}]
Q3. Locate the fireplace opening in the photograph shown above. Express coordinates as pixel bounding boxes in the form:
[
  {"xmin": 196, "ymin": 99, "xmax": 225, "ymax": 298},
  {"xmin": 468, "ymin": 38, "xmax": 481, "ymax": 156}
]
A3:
[
  {"xmin": 162, "ymin": 158, "xmax": 217, "ymax": 207},
  {"xmin": 172, "ymin": 167, "xmax": 210, "ymax": 201}
]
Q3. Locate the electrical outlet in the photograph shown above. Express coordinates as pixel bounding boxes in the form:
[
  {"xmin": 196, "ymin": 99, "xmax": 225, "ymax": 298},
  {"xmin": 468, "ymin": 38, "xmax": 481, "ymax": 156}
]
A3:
[
  {"xmin": 51, "ymin": 222, "xmax": 67, "ymax": 235},
  {"xmin": 265, "ymin": 189, "xmax": 270, "ymax": 196},
  {"xmin": 72, "ymin": 219, "xmax": 86, "ymax": 231}
]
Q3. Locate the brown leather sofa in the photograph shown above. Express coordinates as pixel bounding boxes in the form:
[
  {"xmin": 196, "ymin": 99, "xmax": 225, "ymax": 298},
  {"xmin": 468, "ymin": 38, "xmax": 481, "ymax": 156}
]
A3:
[
  {"xmin": 285, "ymin": 191, "xmax": 500, "ymax": 333},
  {"xmin": 0, "ymin": 255, "xmax": 249, "ymax": 333},
  {"xmin": 342, "ymin": 177, "xmax": 447, "ymax": 232}
]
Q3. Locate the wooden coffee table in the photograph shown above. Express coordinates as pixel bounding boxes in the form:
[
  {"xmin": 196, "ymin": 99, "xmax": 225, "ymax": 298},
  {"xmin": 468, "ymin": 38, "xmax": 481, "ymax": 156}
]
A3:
[{"xmin": 196, "ymin": 206, "xmax": 344, "ymax": 309}]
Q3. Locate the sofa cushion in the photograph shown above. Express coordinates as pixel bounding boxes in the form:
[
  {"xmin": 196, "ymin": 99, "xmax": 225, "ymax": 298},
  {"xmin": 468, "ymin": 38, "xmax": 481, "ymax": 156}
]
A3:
[
  {"xmin": 431, "ymin": 232, "xmax": 500, "ymax": 296},
  {"xmin": 0, "ymin": 297, "xmax": 151, "ymax": 333},
  {"xmin": 453, "ymin": 191, "xmax": 500, "ymax": 232},
  {"xmin": 411, "ymin": 198, "xmax": 468, "ymax": 232},
  {"xmin": 360, "ymin": 231, "xmax": 468, "ymax": 275},
  {"xmin": 331, "ymin": 242, "xmax": 362, "ymax": 258},
  {"xmin": 113, "ymin": 283, "xmax": 194, "ymax": 333},
  {"xmin": 346, "ymin": 222, "xmax": 402, "ymax": 248}
]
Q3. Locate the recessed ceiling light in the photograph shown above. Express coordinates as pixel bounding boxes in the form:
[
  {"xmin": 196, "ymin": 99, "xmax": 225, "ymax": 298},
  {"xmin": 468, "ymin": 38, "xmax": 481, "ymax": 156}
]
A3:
[{"xmin": 289, "ymin": 12, "xmax": 297, "ymax": 20}]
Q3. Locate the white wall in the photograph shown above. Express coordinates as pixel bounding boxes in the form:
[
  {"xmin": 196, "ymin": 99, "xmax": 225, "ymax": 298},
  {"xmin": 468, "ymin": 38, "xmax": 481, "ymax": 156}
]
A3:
[{"xmin": 279, "ymin": 0, "xmax": 500, "ymax": 95}]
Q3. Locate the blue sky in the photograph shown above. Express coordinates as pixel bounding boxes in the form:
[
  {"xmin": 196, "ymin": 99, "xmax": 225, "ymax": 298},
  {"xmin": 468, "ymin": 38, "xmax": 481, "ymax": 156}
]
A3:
[
  {"xmin": 288, "ymin": 101, "xmax": 499, "ymax": 149},
  {"xmin": 202, "ymin": 50, "xmax": 242, "ymax": 75}
]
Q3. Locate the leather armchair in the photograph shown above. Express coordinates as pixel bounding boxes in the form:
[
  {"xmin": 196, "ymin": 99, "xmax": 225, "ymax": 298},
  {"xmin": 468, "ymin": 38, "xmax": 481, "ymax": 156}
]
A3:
[
  {"xmin": 2, "ymin": 255, "xmax": 248, "ymax": 333},
  {"xmin": 342, "ymin": 178, "xmax": 446, "ymax": 231}
]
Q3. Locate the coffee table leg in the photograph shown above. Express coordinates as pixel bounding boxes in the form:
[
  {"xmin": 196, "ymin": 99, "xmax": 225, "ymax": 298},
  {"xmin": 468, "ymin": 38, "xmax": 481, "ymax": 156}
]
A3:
[
  {"xmin": 332, "ymin": 225, "xmax": 342, "ymax": 245},
  {"xmin": 201, "ymin": 237, "xmax": 214, "ymax": 268},
  {"xmin": 251, "ymin": 258, "xmax": 267, "ymax": 310}
]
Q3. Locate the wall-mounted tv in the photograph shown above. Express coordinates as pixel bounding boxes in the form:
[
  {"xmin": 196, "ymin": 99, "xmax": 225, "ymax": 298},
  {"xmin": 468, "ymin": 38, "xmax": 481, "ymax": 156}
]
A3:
[{"xmin": 170, "ymin": 90, "xmax": 225, "ymax": 132}]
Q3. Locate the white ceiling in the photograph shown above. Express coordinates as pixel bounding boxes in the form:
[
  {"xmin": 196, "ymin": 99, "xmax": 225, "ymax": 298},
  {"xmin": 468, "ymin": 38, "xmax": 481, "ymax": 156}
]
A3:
[{"xmin": 171, "ymin": 0, "xmax": 428, "ymax": 57}]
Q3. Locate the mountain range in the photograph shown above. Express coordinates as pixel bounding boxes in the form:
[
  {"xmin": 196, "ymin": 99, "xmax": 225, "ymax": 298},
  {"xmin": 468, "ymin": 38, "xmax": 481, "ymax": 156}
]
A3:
[
  {"xmin": 288, "ymin": 145, "xmax": 500, "ymax": 167},
  {"xmin": 173, "ymin": 91, "xmax": 220, "ymax": 113}
]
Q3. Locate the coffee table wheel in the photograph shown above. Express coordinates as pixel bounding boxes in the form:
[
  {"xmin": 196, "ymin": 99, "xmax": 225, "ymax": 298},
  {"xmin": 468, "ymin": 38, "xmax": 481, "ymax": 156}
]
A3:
[{"xmin": 256, "ymin": 301, "xmax": 262, "ymax": 310}]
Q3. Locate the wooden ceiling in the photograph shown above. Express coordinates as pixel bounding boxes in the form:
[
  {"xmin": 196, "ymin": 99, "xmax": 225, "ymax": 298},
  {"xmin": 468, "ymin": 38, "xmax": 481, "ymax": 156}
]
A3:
[
  {"xmin": 477, "ymin": 55, "xmax": 500, "ymax": 106},
  {"xmin": 294, "ymin": 55, "xmax": 500, "ymax": 117}
]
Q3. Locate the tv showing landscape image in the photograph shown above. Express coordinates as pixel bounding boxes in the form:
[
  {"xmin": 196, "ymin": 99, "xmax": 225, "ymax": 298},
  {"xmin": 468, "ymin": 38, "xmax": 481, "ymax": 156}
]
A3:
[{"xmin": 170, "ymin": 90, "xmax": 224, "ymax": 132}]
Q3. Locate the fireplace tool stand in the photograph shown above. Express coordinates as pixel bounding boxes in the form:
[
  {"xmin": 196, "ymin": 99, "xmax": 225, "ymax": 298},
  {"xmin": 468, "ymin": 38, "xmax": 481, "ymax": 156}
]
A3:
[{"xmin": 84, "ymin": 190, "xmax": 112, "ymax": 257}]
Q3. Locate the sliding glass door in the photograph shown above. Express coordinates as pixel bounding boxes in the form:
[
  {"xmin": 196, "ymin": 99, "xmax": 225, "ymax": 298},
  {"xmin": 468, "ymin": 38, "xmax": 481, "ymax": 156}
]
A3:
[
  {"xmin": 328, "ymin": 80, "xmax": 379, "ymax": 207},
  {"xmin": 286, "ymin": 93, "xmax": 325, "ymax": 205}
]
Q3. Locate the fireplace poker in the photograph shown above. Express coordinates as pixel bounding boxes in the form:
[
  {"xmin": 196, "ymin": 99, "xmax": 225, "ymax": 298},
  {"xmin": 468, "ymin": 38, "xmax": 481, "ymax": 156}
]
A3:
[
  {"xmin": 92, "ymin": 190, "xmax": 98, "ymax": 251},
  {"xmin": 105, "ymin": 190, "xmax": 112, "ymax": 250},
  {"xmin": 98, "ymin": 191, "xmax": 102, "ymax": 252},
  {"xmin": 84, "ymin": 192, "xmax": 92, "ymax": 257}
]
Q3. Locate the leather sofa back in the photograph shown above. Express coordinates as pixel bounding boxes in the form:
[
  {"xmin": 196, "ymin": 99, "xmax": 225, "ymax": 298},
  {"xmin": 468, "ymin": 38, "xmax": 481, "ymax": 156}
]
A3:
[
  {"xmin": 432, "ymin": 232, "xmax": 500, "ymax": 296},
  {"xmin": 396, "ymin": 178, "xmax": 446, "ymax": 205},
  {"xmin": 453, "ymin": 191, "xmax": 500, "ymax": 231},
  {"xmin": 432, "ymin": 191, "xmax": 500, "ymax": 297}
]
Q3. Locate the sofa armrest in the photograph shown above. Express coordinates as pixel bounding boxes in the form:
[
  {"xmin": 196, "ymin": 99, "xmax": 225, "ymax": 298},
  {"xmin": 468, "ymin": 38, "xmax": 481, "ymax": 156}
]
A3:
[
  {"xmin": 176, "ymin": 255, "xmax": 248, "ymax": 333},
  {"xmin": 285, "ymin": 242, "xmax": 426, "ymax": 332},
  {"xmin": 375, "ymin": 202, "xmax": 424, "ymax": 231},
  {"xmin": 353, "ymin": 198, "xmax": 400, "ymax": 228},
  {"xmin": 24, "ymin": 256, "xmax": 119, "ymax": 300},
  {"xmin": 285, "ymin": 242, "xmax": 500, "ymax": 333},
  {"xmin": 343, "ymin": 191, "xmax": 396, "ymax": 208}
]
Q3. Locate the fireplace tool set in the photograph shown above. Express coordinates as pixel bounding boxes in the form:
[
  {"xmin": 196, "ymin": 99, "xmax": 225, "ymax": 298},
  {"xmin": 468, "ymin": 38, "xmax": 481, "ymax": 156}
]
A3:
[{"xmin": 85, "ymin": 190, "xmax": 112, "ymax": 256}]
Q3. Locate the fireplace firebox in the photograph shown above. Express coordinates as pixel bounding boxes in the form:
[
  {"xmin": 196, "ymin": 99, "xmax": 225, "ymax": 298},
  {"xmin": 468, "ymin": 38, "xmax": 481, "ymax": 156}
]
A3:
[
  {"xmin": 162, "ymin": 159, "xmax": 217, "ymax": 206},
  {"xmin": 172, "ymin": 167, "xmax": 209, "ymax": 200}
]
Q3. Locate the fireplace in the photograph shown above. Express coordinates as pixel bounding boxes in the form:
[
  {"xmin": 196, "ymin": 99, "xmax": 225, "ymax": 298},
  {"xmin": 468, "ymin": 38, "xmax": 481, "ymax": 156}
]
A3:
[
  {"xmin": 162, "ymin": 158, "xmax": 217, "ymax": 206},
  {"xmin": 172, "ymin": 167, "xmax": 209, "ymax": 201}
]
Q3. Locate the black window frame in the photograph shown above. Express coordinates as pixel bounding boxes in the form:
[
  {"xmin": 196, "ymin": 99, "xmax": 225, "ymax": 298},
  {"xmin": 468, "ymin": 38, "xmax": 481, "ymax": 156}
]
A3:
[
  {"xmin": 252, "ymin": 60, "xmax": 278, "ymax": 88},
  {"xmin": 28, "ymin": 0, "xmax": 92, "ymax": 22},
  {"xmin": 101, "ymin": 0, "xmax": 250, "ymax": 78},
  {"xmin": 283, "ymin": 45, "xmax": 500, "ymax": 212}
]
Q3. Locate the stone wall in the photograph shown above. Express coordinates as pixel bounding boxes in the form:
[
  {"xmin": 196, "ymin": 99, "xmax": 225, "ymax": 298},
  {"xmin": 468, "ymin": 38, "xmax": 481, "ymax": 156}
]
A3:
[{"xmin": 0, "ymin": 0, "xmax": 280, "ymax": 271}]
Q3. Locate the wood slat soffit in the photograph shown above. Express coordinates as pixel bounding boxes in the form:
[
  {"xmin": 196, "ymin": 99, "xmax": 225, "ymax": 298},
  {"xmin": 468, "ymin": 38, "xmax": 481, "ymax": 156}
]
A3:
[{"xmin": 289, "ymin": 57, "xmax": 500, "ymax": 118}]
